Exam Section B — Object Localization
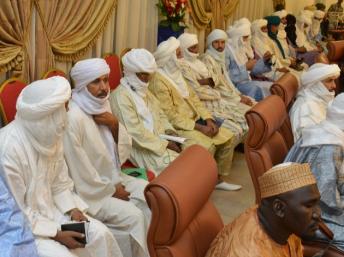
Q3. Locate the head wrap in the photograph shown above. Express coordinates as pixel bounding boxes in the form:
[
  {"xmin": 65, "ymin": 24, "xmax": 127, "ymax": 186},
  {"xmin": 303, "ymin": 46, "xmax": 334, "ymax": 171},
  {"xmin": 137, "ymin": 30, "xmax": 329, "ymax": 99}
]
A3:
[
  {"xmin": 154, "ymin": 37, "xmax": 180, "ymax": 68},
  {"xmin": 301, "ymin": 63, "xmax": 340, "ymax": 87},
  {"xmin": 70, "ymin": 58, "xmax": 110, "ymax": 92},
  {"xmin": 251, "ymin": 19, "xmax": 271, "ymax": 58},
  {"xmin": 265, "ymin": 15, "xmax": 286, "ymax": 59},
  {"xmin": 121, "ymin": 48, "xmax": 156, "ymax": 132},
  {"xmin": 301, "ymin": 93, "xmax": 344, "ymax": 148},
  {"xmin": 227, "ymin": 23, "xmax": 254, "ymax": 65},
  {"xmin": 259, "ymin": 163, "xmax": 316, "ymax": 199},
  {"xmin": 206, "ymin": 29, "xmax": 228, "ymax": 66},
  {"xmin": 178, "ymin": 33, "xmax": 210, "ymax": 79},
  {"xmin": 314, "ymin": 10, "xmax": 325, "ymax": 19},
  {"xmin": 233, "ymin": 17, "xmax": 251, "ymax": 27},
  {"xmin": 273, "ymin": 10, "xmax": 288, "ymax": 19},
  {"xmin": 154, "ymin": 37, "xmax": 189, "ymax": 98},
  {"xmin": 16, "ymin": 76, "xmax": 71, "ymax": 157}
]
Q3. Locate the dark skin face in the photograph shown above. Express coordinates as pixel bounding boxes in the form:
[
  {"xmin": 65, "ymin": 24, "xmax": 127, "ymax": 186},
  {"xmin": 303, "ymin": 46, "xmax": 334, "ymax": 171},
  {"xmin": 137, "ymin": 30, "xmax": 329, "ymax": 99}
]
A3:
[
  {"xmin": 136, "ymin": 72, "xmax": 151, "ymax": 83},
  {"xmin": 258, "ymin": 184, "xmax": 321, "ymax": 244},
  {"xmin": 322, "ymin": 76, "xmax": 337, "ymax": 92},
  {"xmin": 212, "ymin": 39, "xmax": 226, "ymax": 52},
  {"xmin": 187, "ymin": 44, "xmax": 199, "ymax": 54},
  {"xmin": 281, "ymin": 17, "xmax": 287, "ymax": 25},
  {"xmin": 270, "ymin": 24, "xmax": 279, "ymax": 33},
  {"xmin": 261, "ymin": 25, "xmax": 268, "ymax": 33},
  {"xmin": 176, "ymin": 47, "xmax": 183, "ymax": 59},
  {"xmin": 87, "ymin": 74, "xmax": 110, "ymax": 98}
]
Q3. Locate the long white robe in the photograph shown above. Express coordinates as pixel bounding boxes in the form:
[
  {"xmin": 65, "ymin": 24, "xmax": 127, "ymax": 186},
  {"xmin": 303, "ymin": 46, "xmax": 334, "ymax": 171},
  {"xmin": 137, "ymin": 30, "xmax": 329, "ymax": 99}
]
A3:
[
  {"xmin": 63, "ymin": 100, "xmax": 150, "ymax": 257},
  {"xmin": 0, "ymin": 121, "xmax": 122, "ymax": 257}
]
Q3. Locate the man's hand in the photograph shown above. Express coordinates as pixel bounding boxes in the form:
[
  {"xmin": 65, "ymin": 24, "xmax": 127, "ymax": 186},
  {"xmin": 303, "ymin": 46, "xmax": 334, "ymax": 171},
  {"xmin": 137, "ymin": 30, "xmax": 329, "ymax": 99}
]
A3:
[
  {"xmin": 296, "ymin": 47, "xmax": 307, "ymax": 53},
  {"xmin": 69, "ymin": 209, "xmax": 88, "ymax": 222},
  {"xmin": 52, "ymin": 231, "xmax": 85, "ymax": 249},
  {"xmin": 93, "ymin": 112, "xmax": 119, "ymax": 141},
  {"xmin": 289, "ymin": 58, "xmax": 297, "ymax": 67},
  {"xmin": 240, "ymin": 95, "xmax": 253, "ymax": 106},
  {"xmin": 198, "ymin": 78, "xmax": 215, "ymax": 88},
  {"xmin": 113, "ymin": 184, "xmax": 130, "ymax": 201},
  {"xmin": 165, "ymin": 129, "xmax": 179, "ymax": 137},
  {"xmin": 263, "ymin": 51, "xmax": 272, "ymax": 62},
  {"xmin": 206, "ymin": 119, "xmax": 219, "ymax": 136},
  {"xmin": 167, "ymin": 141, "xmax": 182, "ymax": 153},
  {"xmin": 195, "ymin": 123, "xmax": 214, "ymax": 137},
  {"xmin": 277, "ymin": 67, "xmax": 290, "ymax": 73},
  {"xmin": 246, "ymin": 59, "xmax": 257, "ymax": 70}
]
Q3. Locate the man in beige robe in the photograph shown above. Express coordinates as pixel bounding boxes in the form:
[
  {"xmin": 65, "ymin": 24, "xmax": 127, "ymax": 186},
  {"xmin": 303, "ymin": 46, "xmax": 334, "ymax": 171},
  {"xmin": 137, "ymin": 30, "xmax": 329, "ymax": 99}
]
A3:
[
  {"xmin": 150, "ymin": 36, "xmax": 241, "ymax": 191},
  {"xmin": 110, "ymin": 48, "xmax": 180, "ymax": 175},
  {"xmin": 178, "ymin": 32, "xmax": 248, "ymax": 149},
  {"xmin": 206, "ymin": 163, "xmax": 321, "ymax": 257}
]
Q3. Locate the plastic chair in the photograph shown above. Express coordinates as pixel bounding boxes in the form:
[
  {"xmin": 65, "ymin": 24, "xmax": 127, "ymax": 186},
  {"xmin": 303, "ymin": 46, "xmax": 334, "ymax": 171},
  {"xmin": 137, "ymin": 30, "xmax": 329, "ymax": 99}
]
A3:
[
  {"xmin": 103, "ymin": 53, "xmax": 121, "ymax": 91},
  {"xmin": 0, "ymin": 78, "xmax": 26, "ymax": 124}
]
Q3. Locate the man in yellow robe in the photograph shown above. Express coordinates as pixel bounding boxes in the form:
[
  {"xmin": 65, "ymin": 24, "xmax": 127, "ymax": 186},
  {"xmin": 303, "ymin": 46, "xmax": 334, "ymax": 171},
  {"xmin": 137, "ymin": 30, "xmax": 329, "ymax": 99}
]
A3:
[
  {"xmin": 150, "ymin": 36, "xmax": 240, "ymax": 191},
  {"xmin": 110, "ymin": 48, "xmax": 181, "ymax": 175},
  {"xmin": 206, "ymin": 163, "xmax": 321, "ymax": 257}
]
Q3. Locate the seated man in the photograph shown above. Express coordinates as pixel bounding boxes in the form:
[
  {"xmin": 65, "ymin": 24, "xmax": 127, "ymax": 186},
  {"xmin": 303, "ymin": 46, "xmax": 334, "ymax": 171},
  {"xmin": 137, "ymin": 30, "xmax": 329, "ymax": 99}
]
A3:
[
  {"xmin": 64, "ymin": 58, "xmax": 150, "ymax": 257},
  {"xmin": 178, "ymin": 32, "xmax": 249, "ymax": 152},
  {"xmin": 308, "ymin": 10, "xmax": 326, "ymax": 48},
  {"xmin": 0, "ymin": 76, "xmax": 121, "ymax": 257},
  {"xmin": 226, "ymin": 23, "xmax": 273, "ymax": 100},
  {"xmin": 150, "ymin": 36, "xmax": 241, "ymax": 191},
  {"xmin": 251, "ymin": 18, "xmax": 291, "ymax": 81},
  {"xmin": 206, "ymin": 163, "xmax": 321, "ymax": 257},
  {"xmin": 110, "ymin": 48, "xmax": 180, "ymax": 175},
  {"xmin": 285, "ymin": 93, "xmax": 344, "ymax": 250},
  {"xmin": 290, "ymin": 63, "xmax": 340, "ymax": 140},
  {"xmin": 0, "ymin": 171, "xmax": 39, "ymax": 257}
]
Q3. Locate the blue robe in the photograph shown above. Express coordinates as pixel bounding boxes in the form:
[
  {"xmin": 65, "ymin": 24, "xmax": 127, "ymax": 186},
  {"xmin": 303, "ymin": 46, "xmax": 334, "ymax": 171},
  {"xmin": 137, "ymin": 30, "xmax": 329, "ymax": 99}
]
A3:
[
  {"xmin": 285, "ymin": 139, "xmax": 344, "ymax": 250},
  {"xmin": 0, "ymin": 173, "xmax": 38, "ymax": 257},
  {"xmin": 226, "ymin": 51, "xmax": 272, "ymax": 101}
]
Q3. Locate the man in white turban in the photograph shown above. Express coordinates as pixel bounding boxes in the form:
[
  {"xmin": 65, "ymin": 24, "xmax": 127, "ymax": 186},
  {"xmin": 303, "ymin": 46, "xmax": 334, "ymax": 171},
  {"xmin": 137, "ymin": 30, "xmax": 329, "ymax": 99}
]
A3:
[
  {"xmin": 0, "ymin": 76, "xmax": 122, "ymax": 257},
  {"xmin": 286, "ymin": 93, "xmax": 344, "ymax": 250},
  {"xmin": 64, "ymin": 58, "xmax": 150, "ymax": 257},
  {"xmin": 178, "ymin": 32, "xmax": 249, "ymax": 154},
  {"xmin": 109, "ymin": 49, "xmax": 180, "ymax": 175},
  {"xmin": 290, "ymin": 63, "xmax": 340, "ymax": 141},
  {"xmin": 293, "ymin": 11, "xmax": 321, "ymax": 66},
  {"xmin": 226, "ymin": 23, "xmax": 274, "ymax": 99},
  {"xmin": 150, "ymin": 36, "xmax": 241, "ymax": 191}
]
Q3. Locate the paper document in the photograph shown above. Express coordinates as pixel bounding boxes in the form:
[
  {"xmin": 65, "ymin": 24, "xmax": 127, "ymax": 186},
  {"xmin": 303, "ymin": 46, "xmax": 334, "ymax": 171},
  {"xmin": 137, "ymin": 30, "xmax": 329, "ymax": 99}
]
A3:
[{"xmin": 159, "ymin": 134, "xmax": 187, "ymax": 144}]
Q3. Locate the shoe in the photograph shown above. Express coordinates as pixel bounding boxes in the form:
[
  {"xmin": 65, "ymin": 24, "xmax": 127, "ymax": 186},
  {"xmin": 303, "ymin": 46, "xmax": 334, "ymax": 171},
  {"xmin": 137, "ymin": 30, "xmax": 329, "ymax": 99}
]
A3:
[{"xmin": 215, "ymin": 182, "xmax": 242, "ymax": 191}]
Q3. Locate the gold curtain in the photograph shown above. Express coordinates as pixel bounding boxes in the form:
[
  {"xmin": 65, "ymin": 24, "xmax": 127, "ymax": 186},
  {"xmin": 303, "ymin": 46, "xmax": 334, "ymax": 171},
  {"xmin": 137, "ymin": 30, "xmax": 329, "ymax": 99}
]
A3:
[
  {"xmin": 0, "ymin": 0, "xmax": 33, "ymax": 81},
  {"xmin": 34, "ymin": 0, "xmax": 117, "ymax": 79},
  {"xmin": 208, "ymin": 0, "xmax": 239, "ymax": 29},
  {"xmin": 272, "ymin": 0, "xmax": 285, "ymax": 9},
  {"xmin": 189, "ymin": 0, "xmax": 212, "ymax": 29}
]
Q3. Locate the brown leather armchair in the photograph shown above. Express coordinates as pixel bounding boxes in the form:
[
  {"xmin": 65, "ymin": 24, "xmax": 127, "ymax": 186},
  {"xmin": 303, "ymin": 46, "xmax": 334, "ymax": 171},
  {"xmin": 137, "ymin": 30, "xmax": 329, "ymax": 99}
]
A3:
[
  {"xmin": 245, "ymin": 95, "xmax": 344, "ymax": 257},
  {"xmin": 270, "ymin": 73, "xmax": 299, "ymax": 111},
  {"xmin": 327, "ymin": 40, "xmax": 344, "ymax": 63},
  {"xmin": 144, "ymin": 145, "xmax": 223, "ymax": 257}
]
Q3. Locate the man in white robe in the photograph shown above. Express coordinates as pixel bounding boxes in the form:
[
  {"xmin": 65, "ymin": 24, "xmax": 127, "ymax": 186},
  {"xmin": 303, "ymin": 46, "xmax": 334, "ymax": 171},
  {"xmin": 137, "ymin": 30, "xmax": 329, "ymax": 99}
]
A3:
[
  {"xmin": 0, "ymin": 76, "xmax": 122, "ymax": 257},
  {"xmin": 64, "ymin": 58, "xmax": 150, "ymax": 257},
  {"xmin": 110, "ymin": 49, "xmax": 180, "ymax": 175},
  {"xmin": 290, "ymin": 63, "xmax": 340, "ymax": 141},
  {"xmin": 178, "ymin": 32, "xmax": 249, "ymax": 149}
]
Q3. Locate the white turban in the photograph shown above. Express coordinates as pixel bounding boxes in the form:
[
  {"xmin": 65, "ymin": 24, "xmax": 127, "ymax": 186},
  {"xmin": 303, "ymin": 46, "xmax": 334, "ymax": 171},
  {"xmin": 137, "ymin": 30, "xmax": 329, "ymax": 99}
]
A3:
[
  {"xmin": 16, "ymin": 76, "xmax": 71, "ymax": 157},
  {"xmin": 297, "ymin": 10, "xmax": 313, "ymax": 26},
  {"xmin": 251, "ymin": 19, "xmax": 271, "ymax": 58},
  {"xmin": 301, "ymin": 63, "xmax": 340, "ymax": 87},
  {"xmin": 121, "ymin": 48, "xmax": 156, "ymax": 132},
  {"xmin": 206, "ymin": 29, "xmax": 228, "ymax": 47},
  {"xmin": 234, "ymin": 17, "xmax": 251, "ymax": 27},
  {"xmin": 273, "ymin": 10, "xmax": 288, "ymax": 19},
  {"xmin": 154, "ymin": 37, "xmax": 180, "ymax": 68},
  {"xmin": 178, "ymin": 33, "xmax": 198, "ymax": 51},
  {"xmin": 327, "ymin": 93, "xmax": 344, "ymax": 130},
  {"xmin": 251, "ymin": 19, "xmax": 268, "ymax": 36},
  {"xmin": 314, "ymin": 10, "xmax": 325, "ymax": 19},
  {"xmin": 17, "ymin": 76, "xmax": 71, "ymax": 120},
  {"xmin": 70, "ymin": 58, "xmax": 110, "ymax": 91},
  {"xmin": 122, "ymin": 48, "xmax": 157, "ymax": 75}
]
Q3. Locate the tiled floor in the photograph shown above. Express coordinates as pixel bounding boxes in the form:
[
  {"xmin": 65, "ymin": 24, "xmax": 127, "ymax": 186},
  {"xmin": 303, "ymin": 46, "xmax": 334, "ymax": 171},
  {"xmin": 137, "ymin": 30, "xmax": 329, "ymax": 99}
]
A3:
[{"xmin": 210, "ymin": 151, "xmax": 255, "ymax": 224}]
